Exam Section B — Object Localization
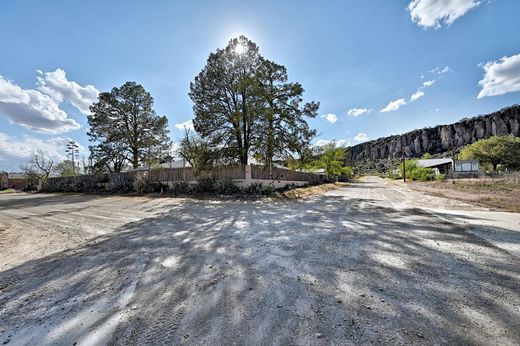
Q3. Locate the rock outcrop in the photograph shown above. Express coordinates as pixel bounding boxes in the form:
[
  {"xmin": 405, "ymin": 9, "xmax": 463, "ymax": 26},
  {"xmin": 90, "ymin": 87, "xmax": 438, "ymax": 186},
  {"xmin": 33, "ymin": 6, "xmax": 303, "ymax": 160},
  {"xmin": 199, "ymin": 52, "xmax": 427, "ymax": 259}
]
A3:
[{"xmin": 346, "ymin": 105, "xmax": 520, "ymax": 163}]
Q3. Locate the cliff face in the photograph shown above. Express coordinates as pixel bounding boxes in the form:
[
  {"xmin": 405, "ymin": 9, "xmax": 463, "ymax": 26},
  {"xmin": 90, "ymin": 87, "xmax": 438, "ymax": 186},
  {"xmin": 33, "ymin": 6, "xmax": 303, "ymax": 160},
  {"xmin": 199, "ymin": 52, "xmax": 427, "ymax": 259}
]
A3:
[{"xmin": 346, "ymin": 105, "xmax": 520, "ymax": 163}]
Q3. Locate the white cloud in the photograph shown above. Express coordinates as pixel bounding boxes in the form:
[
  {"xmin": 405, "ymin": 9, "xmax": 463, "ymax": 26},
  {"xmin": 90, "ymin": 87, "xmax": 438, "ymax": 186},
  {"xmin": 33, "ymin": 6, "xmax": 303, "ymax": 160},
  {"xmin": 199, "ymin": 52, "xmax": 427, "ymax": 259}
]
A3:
[
  {"xmin": 477, "ymin": 53, "xmax": 520, "ymax": 98},
  {"xmin": 37, "ymin": 69, "xmax": 99, "ymax": 115},
  {"xmin": 410, "ymin": 90, "xmax": 425, "ymax": 102},
  {"xmin": 174, "ymin": 119, "xmax": 194, "ymax": 131},
  {"xmin": 0, "ymin": 132, "xmax": 82, "ymax": 171},
  {"xmin": 431, "ymin": 66, "xmax": 451, "ymax": 74},
  {"xmin": 347, "ymin": 108, "xmax": 371, "ymax": 117},
  {"xmin": 320, "ymin": 113, "xmax": 338, "ymax": 123},
  {"xmin": 313, "ymin": 139, "xmax": 351, "ymax": 147},
  {"xmin": 422, "ymin": 80, "xmax": 436, "ymax": 87},
  {"xmin": 380, "ymin": 98, "xmax": 407, "ymax": 113},
  {"xmin": 0, "ymin": 76, "xmax": 81, "ymax": 134},
  {"xmin": 408, "ymin": 0, "xmax": 481, "ymax": 29},
  {"xmin": 354, "ymin": 133, "xmax": 369, "ymax": 142},
  {"xmin": 314, "ymin": 139, "xmax": 331, "ymax": 147}
]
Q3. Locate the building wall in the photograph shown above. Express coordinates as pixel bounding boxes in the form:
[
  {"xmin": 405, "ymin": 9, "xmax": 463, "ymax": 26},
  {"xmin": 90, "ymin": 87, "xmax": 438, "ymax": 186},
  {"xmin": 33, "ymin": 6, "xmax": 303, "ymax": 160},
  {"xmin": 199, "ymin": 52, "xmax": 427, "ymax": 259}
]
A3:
[
  {"xmin": 8, "ymin": 178, "xmax": 28, "ymax": 190},
  {"xmin": 1, "ymin": 173, "xmax": 8, "ymax": 189}
]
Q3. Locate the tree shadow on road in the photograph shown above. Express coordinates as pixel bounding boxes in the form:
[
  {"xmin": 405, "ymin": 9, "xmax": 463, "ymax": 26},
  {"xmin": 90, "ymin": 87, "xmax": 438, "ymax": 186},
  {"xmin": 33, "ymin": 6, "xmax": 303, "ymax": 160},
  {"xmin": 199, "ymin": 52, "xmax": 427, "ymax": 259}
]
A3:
[{"xmin": 1, "ymin": 195, "xmax": 519, "ymax": 345}]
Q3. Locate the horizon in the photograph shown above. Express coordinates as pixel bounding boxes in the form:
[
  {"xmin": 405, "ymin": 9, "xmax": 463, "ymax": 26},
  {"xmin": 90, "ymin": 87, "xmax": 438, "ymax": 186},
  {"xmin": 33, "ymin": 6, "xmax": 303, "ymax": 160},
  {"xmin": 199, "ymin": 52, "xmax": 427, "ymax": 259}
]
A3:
[{"xmin": 1, "ymin": 0, "xmax": 520, "ymax": 171}]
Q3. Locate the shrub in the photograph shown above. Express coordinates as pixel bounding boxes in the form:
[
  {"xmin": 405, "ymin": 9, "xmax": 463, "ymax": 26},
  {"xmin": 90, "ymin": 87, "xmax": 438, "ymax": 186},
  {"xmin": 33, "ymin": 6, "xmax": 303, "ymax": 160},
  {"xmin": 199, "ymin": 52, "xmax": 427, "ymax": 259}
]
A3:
[
  {"xmin": 214, "ymin": 177, "xmax": 239, "ymax": 195},
  {"xmin": 132, "ymin": 173, "xmax": 147, "ymax": 193},
  {"xmin": 192, "ymin": 177, "xmax": 215, "ymax": 193},
  {"xmin": 435, "ymin": 174, "xmax": 446, "ymax": 181},
  {"xmin": 244, "ymin": 182, "xmax": 274, "ymax": 195},
  {"xmin": 400, "ymin": 160, "xmax": 435, "ymax": 181},
  {"xmin": 409, "ymin": 167, "xmax": 435, "ymax": 181},
  {"xmin": 171, "ymin": 181, "xmax": 190, "ymax": 195}
]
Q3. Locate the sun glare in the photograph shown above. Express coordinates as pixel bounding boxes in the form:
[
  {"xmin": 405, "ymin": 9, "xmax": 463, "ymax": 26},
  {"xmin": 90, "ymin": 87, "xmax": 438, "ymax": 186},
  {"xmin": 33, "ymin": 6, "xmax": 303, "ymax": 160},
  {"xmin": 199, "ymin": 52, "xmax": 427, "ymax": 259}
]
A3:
[{"xmin": 234, "ymin": 43, "xmax": 247, "ymax": 55}]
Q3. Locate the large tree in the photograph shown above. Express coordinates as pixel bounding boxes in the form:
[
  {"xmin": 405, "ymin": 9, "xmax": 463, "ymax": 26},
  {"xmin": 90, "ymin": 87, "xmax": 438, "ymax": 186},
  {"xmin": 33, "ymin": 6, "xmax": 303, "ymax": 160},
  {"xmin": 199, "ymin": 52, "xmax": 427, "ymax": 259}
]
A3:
[
  {"xmin": 459, "ymin": 135, "xmax": 520, "ymax": 170},
  {"xmin": 88, "ymin": 82, "xmax": 170, "ymax": 170},
  {"xmin": 256, "ymin": 59, "xmax": 318, "ymax": 170},
  {"xmin": 189, "ymin": 36, "xmax": 318, "ymax": 166}
]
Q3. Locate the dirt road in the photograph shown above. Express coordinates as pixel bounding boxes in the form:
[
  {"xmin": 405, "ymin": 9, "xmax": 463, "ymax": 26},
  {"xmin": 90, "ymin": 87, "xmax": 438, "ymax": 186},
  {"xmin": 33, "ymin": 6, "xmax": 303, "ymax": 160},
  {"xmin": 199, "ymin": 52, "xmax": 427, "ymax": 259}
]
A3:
[{"xmin": 1, "ymin": 177, "xmax": 519, "ymax": 345}]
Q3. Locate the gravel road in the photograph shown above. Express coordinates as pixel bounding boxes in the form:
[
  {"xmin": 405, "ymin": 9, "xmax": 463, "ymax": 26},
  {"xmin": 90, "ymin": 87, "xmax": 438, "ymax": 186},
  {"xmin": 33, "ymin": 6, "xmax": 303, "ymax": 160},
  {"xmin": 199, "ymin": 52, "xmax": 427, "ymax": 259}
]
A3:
[{"xmin": 1, "ymin": 177, "xmax": 519, "ymax": 345}]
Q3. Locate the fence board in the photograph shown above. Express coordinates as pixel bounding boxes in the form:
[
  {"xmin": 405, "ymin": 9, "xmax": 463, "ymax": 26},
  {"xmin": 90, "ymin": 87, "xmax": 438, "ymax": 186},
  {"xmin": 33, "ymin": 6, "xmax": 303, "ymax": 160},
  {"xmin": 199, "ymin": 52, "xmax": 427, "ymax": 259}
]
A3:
[{"xmin": 250, "ymin": 164, "xmax": 322, "ymax": 182}]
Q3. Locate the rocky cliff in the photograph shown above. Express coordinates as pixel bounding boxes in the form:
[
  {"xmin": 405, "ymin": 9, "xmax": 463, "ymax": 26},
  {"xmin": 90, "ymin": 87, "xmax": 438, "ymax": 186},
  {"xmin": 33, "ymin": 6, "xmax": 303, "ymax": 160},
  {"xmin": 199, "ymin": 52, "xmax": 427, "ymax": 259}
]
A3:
[{"xmin": 346, "ymin": 105, "xmax": 520, "ymax": 164}]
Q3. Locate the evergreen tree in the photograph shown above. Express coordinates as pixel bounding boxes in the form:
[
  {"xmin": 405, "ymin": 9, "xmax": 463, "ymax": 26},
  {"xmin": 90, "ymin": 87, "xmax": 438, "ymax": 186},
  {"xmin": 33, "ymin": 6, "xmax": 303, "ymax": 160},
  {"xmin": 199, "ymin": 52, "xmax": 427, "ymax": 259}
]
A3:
[{"xmin": 88, "ymin": 82, "xmax": 170, "ymax": 170}]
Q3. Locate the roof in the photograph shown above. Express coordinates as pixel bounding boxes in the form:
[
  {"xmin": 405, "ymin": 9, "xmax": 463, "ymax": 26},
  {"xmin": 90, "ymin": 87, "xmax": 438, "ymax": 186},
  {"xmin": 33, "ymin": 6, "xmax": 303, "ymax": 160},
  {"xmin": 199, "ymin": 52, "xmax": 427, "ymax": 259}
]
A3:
[
  {"xmin": 7, "ymin": 172, "xmax": 28, "ymax": 179},
  {"xmin": 129, "ymin": 160, "xmax": 192, "ymax": 171},
  {"xmin": 416, "ymin": 158, "xmax": 453, "ymax": 168}
]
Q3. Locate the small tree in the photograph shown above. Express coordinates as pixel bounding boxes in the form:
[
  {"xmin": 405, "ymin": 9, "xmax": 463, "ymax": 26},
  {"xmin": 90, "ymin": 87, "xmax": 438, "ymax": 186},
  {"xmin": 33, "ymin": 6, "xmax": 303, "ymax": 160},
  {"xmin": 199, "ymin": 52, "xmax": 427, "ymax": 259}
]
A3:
[
  {"xmin": 20, "ymin": 151, "xmax": 54, "ymax": 181},
  {"xmin": 310, "ymin": 142, "xmax": 352, "ymax": 180},
  {"xmin": 178, "ymin": 129, "xmax": 218, "ymax": 176},
  {"xmin": 54, "ymin": 160, "xmax": 79, "ymax": 177},
  {"xmin": 459, "ymin": 135, "xmax": 520, "ymax": 171},
  {"xmin": 400, "ymin": 160, "xmax": 435, "ymax": 181}
]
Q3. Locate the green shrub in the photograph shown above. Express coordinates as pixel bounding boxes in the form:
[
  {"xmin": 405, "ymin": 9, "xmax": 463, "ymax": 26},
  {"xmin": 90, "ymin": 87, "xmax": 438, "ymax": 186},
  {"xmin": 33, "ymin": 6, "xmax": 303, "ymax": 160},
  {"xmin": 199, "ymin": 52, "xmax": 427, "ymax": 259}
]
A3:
[
  {"xmin": 409, "ymin": 167, "xmax": 435, "ymax": 181},
  {"xmin": 435, "ymin": 174, "xmax": 446, "ymax": 181},
  {"xmin": 214, "ymin": 177, "xmax": 238, "ymax": 195},
  {"xmin": 171, "ymin": 181, "xmax": 190, "ymax": 195},
  {"xmin": 244, "ymin": 182, "xmax": 274, "ymax": 195},
  {"xmin": 192, "ymin": 177, "xmax": 215, "ymax": 193},
  {"xmin": 400, "ymin": 160, "xmax": 435, "ymax": 182}
]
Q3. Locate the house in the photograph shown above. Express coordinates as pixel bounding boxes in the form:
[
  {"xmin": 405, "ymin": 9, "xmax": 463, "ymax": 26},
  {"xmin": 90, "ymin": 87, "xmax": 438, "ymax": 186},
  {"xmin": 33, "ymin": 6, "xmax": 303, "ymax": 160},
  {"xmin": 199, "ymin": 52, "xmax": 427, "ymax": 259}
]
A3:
[
  {"xmin": 4, "ymin": 173, "xmax": 31, "ymax": 190},
  {"xmin": 454, "ymin": 160, "xmax": 479, "ymax": 173},
  {"xmin": 0, "ymin": 172, "xmax": 8, "ymax": 189},
  {"xmin": 416, "ymin": 158, "xmax": 453, "ymax": 175}
]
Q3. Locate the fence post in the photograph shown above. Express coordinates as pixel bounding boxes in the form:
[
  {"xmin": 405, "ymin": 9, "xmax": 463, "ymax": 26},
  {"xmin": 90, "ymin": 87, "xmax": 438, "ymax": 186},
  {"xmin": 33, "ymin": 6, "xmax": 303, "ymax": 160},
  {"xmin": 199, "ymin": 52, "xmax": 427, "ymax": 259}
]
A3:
[{"xmin": 245, "ymin": 165, "xmax": 252, "ymax": 182}]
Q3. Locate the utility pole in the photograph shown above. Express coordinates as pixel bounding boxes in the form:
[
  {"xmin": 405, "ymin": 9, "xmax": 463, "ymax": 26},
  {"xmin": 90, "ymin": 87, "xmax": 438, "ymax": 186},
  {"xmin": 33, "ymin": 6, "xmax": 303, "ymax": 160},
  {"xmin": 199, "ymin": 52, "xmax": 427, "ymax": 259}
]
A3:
[
  {"xmin": 66, "ymin": 140, "xmax": 79, "ymax": 175},
  {"xmin": 402, "ymin": 146, "xmax": 406, "ymax": 182}
]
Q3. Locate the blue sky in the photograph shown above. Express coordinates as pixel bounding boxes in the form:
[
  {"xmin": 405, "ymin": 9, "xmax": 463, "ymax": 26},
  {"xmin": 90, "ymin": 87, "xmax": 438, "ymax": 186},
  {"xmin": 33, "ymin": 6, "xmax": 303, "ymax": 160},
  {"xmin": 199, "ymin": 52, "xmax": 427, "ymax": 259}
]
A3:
[{"xmin": 1, "ymin": 0, "xmax": 520, "ymax": 171}]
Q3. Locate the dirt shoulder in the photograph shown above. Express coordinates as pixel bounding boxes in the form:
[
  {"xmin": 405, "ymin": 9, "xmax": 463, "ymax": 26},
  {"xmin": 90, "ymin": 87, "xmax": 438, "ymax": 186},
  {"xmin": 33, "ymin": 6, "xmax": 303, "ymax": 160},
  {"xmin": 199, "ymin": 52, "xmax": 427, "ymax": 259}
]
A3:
[
  {"xmin": 398, "ymin": 179, "xmax": 520, "ymax": 213},
  {"xmin": 275, "ymin": 182, "xmax": 348, "ymax": 199}
]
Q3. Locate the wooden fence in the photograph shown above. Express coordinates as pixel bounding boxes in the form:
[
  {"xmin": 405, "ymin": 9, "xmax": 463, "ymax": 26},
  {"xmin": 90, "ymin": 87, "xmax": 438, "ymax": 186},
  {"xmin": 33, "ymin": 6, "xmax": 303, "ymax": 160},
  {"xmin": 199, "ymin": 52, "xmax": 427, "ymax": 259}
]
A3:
[
  {"xmin": 43, "ymin": 165, "xmax": 323, "ymax": 192},
  {"xmin": 250, "ymin": 165, "xmax": 323, "ymax": 183}
]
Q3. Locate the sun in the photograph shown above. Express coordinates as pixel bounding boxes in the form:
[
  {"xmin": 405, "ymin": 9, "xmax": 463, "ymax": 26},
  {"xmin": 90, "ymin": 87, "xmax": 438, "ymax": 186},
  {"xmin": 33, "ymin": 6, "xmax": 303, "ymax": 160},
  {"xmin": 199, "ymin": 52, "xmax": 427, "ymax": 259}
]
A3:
[{"xmin": 233, "ymin": 43, "xmax": 247, "ymax": 55}]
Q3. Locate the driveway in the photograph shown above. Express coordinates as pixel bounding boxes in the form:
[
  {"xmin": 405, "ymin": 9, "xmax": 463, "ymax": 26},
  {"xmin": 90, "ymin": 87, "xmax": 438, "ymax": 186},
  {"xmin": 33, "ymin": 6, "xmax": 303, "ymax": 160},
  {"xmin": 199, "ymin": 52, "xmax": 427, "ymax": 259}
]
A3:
[{"xmin": 1, "ymin": 177, "xmax": 519, "ymax": 345}]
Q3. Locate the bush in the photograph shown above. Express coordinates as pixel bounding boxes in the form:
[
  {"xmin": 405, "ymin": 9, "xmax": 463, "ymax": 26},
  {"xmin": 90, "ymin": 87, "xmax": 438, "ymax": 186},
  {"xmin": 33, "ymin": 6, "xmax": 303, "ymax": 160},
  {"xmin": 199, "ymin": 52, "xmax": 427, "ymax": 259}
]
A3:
[
  {"xmin": 409, "ymin": 167, "xmax": 436, "ymax": 181},
  {"xmin": 214, "ymin": 177, "xmax": 239, "ymax": 195},
  {"xmin": 435, "ymin": 174, "xmax": 446, "ymax": 181},
  {"xmin": 400, "ymin": 160, "xmax": 436, "ymax": 182},
  {"xmin": 244, "ymin": 182, "xmax": 274, "ymax": 195},
  {"xmin": 132, "ymin": 174, "xmax": 148, "ymax": 193},
  {"xmin": 171, "ymin": 181, "xmax": 190, "ymax": 195},
  {"xmin": 191, "ymin": 177, "xmax": 215, "ymax": 193}
]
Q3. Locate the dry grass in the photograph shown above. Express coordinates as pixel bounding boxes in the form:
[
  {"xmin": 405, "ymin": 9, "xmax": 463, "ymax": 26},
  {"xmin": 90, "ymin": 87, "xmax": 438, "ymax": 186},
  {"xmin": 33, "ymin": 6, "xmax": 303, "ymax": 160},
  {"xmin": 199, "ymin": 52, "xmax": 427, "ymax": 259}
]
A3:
[
  {"xmin": 275, "ymin": 182, "xmax": 347, "ymax": 199},
  {"xmin": 407, "ymin": 178, "xmax": 520, "ymax": 213}
]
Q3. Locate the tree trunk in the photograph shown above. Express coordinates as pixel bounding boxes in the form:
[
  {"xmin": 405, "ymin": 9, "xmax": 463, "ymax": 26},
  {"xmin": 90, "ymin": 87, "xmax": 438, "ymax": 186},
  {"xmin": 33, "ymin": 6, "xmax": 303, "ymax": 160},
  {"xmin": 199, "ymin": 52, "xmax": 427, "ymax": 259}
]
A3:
[{"xmin": 132, "ymin": 148, "xmax": 139, "ymax": 169}]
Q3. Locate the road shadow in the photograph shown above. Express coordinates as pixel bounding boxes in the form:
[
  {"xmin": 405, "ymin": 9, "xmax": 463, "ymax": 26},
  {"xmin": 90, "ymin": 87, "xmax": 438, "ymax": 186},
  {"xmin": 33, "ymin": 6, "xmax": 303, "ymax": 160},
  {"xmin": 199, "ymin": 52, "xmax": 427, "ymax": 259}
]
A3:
[{"xmin": 1, "ymin": 195, "xmax": 519, "ymax": 345}]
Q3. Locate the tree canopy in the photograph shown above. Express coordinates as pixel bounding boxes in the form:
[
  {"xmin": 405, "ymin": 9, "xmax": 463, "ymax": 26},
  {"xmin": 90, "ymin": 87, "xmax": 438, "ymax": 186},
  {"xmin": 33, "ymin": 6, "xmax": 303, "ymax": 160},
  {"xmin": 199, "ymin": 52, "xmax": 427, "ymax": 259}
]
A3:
[
  {"xmin": 459, "ymin": 135, "xmax": 520, "ymax": 170},
  {"xmin": 88, "ymin": 82, "xmax": 170, "ymax": 171},
  {"xmin": 189, "ymin": 36, "xmax": 318, "ymax": 166}
]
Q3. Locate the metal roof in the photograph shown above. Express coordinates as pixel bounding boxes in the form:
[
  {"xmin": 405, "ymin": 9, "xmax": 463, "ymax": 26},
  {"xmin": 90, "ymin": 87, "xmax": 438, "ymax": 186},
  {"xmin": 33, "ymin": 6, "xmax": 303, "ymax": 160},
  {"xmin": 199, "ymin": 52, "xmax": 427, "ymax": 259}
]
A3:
[{"xmin": 416, "ymin": 158, "xmax": 453, "ymax": 168}]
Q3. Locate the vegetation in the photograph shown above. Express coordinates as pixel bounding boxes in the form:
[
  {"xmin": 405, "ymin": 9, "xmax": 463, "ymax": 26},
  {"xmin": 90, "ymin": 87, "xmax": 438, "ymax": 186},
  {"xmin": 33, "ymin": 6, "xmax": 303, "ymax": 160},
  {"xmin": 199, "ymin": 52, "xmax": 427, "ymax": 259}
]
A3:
[
  {"xmin": 20, "ymin": 151, "xmax": 54, "ymax": 181},
  {"xmin": 291, "ymin": 142, "xmax": 352, "ymax": 180},
  {"xmin": 88, "ymin": 81, "xmax": 170, "ymax": 172},
  {"xmin": 189, "ymin": 36, "xmax": 318, "ymax": 167},
  {"xmin": 399, "ymin": 160, "xmax": 436, "ymax": 181},
  {"xmin": 179, "ymin": 129, "xmax": 219, "ymax": 176},
  {"xmin": 54, "ymin": 160, "xmax": 80, "ymax": 177},
  {"xmin": 459, "ymin": 135, "xmax": 520, "ymax": 171}
]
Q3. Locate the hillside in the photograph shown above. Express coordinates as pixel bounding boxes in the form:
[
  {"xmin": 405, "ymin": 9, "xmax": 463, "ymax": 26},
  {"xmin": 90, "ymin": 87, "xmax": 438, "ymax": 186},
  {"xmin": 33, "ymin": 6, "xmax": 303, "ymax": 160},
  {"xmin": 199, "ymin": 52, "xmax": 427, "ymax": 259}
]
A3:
[{"xmin": 346, "ymin": 105, "xmax": 520, "ymax": 169}]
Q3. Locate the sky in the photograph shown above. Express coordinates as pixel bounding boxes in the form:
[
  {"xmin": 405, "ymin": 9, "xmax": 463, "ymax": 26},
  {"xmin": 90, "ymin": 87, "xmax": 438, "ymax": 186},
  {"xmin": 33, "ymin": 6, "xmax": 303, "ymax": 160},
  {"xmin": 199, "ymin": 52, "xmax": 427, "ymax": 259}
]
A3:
[{"xmin": 1, "ymin": 0, "xmax": 520, "ymax": 171}]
